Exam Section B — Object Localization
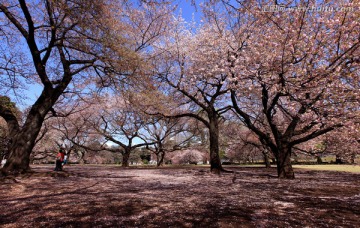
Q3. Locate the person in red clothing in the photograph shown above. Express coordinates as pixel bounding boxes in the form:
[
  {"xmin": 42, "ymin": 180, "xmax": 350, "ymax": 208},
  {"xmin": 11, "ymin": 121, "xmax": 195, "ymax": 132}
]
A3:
[{"xmin": 54, "ymin": 148, "xmax": 65, "ymax": 171}]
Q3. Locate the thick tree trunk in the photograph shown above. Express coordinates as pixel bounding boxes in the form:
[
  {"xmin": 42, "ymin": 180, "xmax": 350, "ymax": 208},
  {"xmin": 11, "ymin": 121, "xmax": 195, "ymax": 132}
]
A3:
[
  {"xmin": 122, "ymin": 151, "xmax": 130, "ymax": 167},
  {"xmin": 2, "ymin": 111, "xmax": 44, "ymax": 174},
  {"xmin": 276, "ymin": 145, "xmax": 294, "ymax": 179},
  {"xmin": 3, "ymin": 138, "xmax": 33, "ymax": 174},
  {"xmin": 1, "ymin": 88, "xmax": 69, "ymax": 175},
  {"xmin": 208, "ymin": 116, "xmax": 223, "ymax": 174}
]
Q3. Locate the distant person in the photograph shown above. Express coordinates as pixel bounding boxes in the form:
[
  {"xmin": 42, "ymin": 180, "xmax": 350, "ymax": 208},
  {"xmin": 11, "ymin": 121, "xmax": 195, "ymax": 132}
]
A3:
[
  {"xmin": 54, "ymin": 149, "xmax": 65, "ymax": 171},
  {"xmin": 62, "ymin": 153, "xmax": 68, "ymax": 167}
]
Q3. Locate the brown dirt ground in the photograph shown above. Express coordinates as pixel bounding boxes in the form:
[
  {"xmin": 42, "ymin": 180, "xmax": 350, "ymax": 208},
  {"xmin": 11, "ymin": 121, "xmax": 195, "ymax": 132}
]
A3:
[{"xmin": 0, "ymin": 165, "xmax": 359, "ymax": 228}]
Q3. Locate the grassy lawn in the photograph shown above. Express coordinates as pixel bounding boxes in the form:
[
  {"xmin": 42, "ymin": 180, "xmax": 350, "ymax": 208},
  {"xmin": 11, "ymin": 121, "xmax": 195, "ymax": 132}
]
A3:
[{"xmin": 294, "ymin": 164, "xmax": 360, "ymax": 173}]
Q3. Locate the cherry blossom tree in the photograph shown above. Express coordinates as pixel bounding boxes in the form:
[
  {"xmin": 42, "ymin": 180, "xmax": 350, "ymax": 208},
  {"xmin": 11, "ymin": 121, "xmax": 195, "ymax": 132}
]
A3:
[
  {"xmin": 215, "ymin": 0, "xmax": 360, "ymax": 178},
  {"xmin": 221, "ymin": 120, "xmax": 272, "ymax": 167},
  {"xmin": 320, "ymin": 122, "xmax": 360, "ymax": 163},
  {"xmin": 148, "ymin": 17, "xmax": 233, "ymax": 173},
  {"xmin": 30, "ymin": 119, "xmax": 62, "ymax": 163},
  {"xmin": 164, "ymin": 0, "xmax": 360, "ymax": 178},
  {"xmin": 41, "ymin": 99, "xmax": 104, "ymax": 164},
  {"xmin": 169, "ymin": 149, "xmax": 206, "ymax": 165},
  {"xmin": 142, "ymin": 117, "xmax": 198, "ymax": 166},
  {"xmin": 0, "ymin": 0, "xmax": 132, "ymax": 174},
  {"xmin": 73, "ymin": 94, "xmax": 155, "ymax": 167},
  {"xmin": 98, "ymin": 112, "xmax": 150, "ymax": 167},
  {"xmin": 0, "ymin": 0, "xmax": 173, "ymax": 174}
]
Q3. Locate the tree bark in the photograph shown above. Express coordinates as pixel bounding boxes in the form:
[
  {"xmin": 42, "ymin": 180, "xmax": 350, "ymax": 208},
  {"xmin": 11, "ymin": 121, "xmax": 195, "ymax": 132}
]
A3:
[
  {"xmin": 156, "ymin": 150, "xmax": 165, "ymax": 167},
  {"xmin": 3, "ymin": 132, "xmax": 37, "ymax": 174},
  {"xmin": 122, "ymin": 150, "xmax": 130, "ymax": 167},
  {"xmin": 2, "ymin": 125, "xmax": 45, "ymax": 174},
  {"xmin": 1, "ymin": 95, "xmax": 53, "ymax": 174},
  {"xmin": 276, "ymin": 145, "xmax": 294, "ymax": 179},
  {"xmin": 208, "ymin": 115, "xmax": 223, "ymax": 174}
]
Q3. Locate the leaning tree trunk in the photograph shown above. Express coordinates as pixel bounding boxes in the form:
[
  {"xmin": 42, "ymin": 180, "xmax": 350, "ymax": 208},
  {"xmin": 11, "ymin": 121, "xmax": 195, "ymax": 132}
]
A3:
[
  {"xmin": 208, "ymin": 115, "xmax": 223, "ymax": 174},
  {"xmin": 156, "ymin": 150, "xmax": 165, "ymax": 167},
  {"xmin": 276, "ymin": 144, "xmax": 294, "ymax": 179}
]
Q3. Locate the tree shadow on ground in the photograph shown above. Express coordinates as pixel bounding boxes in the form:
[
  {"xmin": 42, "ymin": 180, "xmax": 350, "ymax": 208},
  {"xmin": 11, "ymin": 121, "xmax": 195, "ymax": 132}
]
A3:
[{"xmin": 0, "ymin": 165, "xmax": 359, "ymax": 227}]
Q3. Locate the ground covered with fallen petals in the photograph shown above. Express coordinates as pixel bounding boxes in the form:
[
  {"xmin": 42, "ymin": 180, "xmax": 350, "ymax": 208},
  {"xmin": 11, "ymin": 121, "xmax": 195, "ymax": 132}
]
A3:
[{"xmin": 0, "ymin": 165, "xmax": 359, "ymax": 227}]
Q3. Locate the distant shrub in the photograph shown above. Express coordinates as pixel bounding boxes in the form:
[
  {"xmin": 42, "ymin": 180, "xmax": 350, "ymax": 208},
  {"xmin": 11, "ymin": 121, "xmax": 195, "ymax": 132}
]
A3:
[{"xmin": 142, "ymin": 159, "xmax": 149, "ymax": 165}]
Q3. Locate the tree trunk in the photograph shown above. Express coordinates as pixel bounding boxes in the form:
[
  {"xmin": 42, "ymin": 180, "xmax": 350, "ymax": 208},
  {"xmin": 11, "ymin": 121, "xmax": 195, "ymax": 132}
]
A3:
[
  {"xmin": 276, "ymin": 145, "xmax": 294, "ymax": 179},
  {"xmin": 1, "ymin": 87, "xmax": 69, "ymax": 174},
  {"xmin": 2, "ymin": 111, "xmax": 44, "ymax": 174},
  {"xmin": 208, "ymin": 115, "xmax": 223, "ymax": 174},
  {"xmin": 316, "ymin": 156, "xmax": 322, "ymax": 164},
  {"xmin": 3, "ymin": 141, "xmax": 32, "ymax": 174},
  {"xmin": 263, "ymin": 151, "xmax": 271, "ymax": 168},
  {"xmin": 156, "ymin": 151, "xmax": 165, "ymax": 167},
  {"xmin": 122, "ymin": 151, "xmax": 130, "ymax": 167},
  {"xmin": 335, "ymin": 155, "xmax": 343, "ymax": 164}
]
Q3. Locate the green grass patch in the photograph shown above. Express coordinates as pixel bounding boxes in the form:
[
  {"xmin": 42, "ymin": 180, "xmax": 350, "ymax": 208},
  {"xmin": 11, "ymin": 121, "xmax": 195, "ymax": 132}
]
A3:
[{"xmin": 294, "ymin": 164, "xmax": 360, "ymax": 173}]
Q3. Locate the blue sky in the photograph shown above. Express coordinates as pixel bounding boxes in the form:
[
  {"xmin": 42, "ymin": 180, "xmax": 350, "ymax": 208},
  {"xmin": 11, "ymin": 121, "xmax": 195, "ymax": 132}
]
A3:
[{"xmin": 177, "ymin": 0, "xmax": 202, "ymax": 22}]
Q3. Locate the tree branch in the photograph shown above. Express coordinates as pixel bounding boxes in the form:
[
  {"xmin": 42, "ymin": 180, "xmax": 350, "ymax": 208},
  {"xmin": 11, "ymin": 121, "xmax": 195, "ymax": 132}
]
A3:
[
  {"xmin": 290, "ymin": 124, "xmax": 342, "ymax": 146},
  {"xmin": 0, "ymin": 3, "xmax": 29, "ymax": 39}
]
